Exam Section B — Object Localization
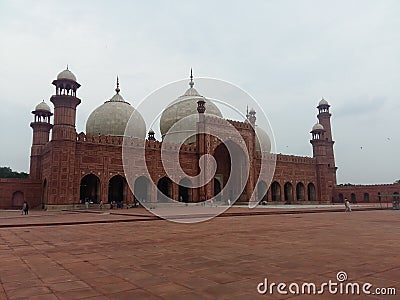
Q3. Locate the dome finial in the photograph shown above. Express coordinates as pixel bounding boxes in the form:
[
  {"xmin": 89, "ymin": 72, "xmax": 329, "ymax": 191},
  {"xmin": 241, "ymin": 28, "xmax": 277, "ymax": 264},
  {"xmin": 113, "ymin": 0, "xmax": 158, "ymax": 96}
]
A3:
[
  {"xmin": 115, "ymin": 76, "xmax": 120, "ymax": 94},
  {"xmin": 189, "ymin": 68, "xmax": 194, "ymax": 88},
  {"xmin": 66, "ymin": 64, "xmax": 69, "ymax": 70}
]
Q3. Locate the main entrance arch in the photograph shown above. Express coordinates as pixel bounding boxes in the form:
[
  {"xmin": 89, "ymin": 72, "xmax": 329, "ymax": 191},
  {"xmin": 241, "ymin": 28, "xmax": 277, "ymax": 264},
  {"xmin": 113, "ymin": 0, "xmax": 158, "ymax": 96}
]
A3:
[
  {"xmin": 213, "ymin": 140, "xmax": 248, "ymax": 202},
  {"xmin": 108, "ymin": 175, "xmax": 127, "ymax": 204}
]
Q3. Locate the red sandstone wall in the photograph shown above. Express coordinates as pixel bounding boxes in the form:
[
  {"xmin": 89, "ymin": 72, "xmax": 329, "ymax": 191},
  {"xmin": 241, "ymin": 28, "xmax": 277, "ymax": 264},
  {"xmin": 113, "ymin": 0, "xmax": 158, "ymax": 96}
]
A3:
[
  {"xmin": 0, "ymin": 178, "xmax": 42, "ymax": 209},
  {"xmin": 267, "ymin": 154, "xmax": 321, "ymax": 202},
  {"xmin": 334, "ymin": 184, "xmax": 400, "ymax": 203}
]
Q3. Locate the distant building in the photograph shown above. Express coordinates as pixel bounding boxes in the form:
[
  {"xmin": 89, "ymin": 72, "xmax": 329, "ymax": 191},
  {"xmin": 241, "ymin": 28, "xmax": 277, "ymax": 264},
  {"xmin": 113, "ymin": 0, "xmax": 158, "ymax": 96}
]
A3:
[{"xmin": 0, "ymin": 68, "xmax": 398, "ymax": 209}]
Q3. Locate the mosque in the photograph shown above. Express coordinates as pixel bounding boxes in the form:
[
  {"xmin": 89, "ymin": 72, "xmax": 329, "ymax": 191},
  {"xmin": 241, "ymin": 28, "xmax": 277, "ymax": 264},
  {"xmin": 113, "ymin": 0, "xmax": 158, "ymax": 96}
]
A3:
[{"xmin": 0, "ymin": 68, "xmax": 398, "ymax": 209}]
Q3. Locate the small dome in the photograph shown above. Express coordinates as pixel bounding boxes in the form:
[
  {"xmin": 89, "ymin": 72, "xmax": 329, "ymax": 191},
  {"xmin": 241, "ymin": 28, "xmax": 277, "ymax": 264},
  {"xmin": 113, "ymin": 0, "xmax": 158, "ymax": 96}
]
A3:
[
  {"xmin": 312, "ymin": 123, "xmax": 324, "ymax": 131},
  {"xmin": 57, "ymin": 69, "xmax": 77, "ymax": 82},
  {"xmin": 255, "ymin": 126, "xmax": 271, "ymax": 153},
  {"xmin": 160, "ymin": 80, "xmax": 223, "ymax": 144},
  {"xmin": 86, "ymin": 85, "xmax": 146, "ymax": 138},
  {"xmin": 318, "ymin": 98, "xmax": 329, "ymax": 106},
  {"xmin": 35, "ymin": 101, "xmax": 51, "ymax": 112}
]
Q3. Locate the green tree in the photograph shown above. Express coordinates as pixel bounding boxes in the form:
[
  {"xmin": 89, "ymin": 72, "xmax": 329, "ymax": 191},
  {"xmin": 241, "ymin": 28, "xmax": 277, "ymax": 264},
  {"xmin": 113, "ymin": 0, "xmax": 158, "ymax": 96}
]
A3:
[
  {"xmin": 0, "ymin": 167, "xmax": 29, "ymax": 178},
  {"xmin": 395, "ymin": 179, "xmax": 400, "ymax": 184}
]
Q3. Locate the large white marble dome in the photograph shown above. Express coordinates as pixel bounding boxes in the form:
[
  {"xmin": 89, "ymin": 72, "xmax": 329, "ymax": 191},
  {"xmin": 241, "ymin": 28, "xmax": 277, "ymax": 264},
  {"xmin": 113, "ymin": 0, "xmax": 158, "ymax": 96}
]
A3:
[
  {"xmin": 86, "ymin": 81, "xmax": 146, "ymax": 138},
  {"xmin": 159, "ymin": 77, "xmax": 223, "ymax": 144}
]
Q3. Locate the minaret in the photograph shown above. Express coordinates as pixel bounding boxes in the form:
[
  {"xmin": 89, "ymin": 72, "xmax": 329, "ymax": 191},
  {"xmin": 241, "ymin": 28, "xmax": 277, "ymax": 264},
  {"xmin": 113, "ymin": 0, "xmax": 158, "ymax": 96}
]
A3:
[
  {"xmin": 310, "ymin": 122, "xmax": 328, "ymax": 202},
  {"xmin": 30, "ymin": 101, "xmax": 53, "ymax": 179},
  {"xmin": 50, "ymin": 67, "xmax": 81, "ymax": 141},
  {"xmin": 247, "ymin": 107, "xmax": 256, "ymax": 126},
  {"xmin": 310, "ymin": 98, "xmax": 337, "ymax": 203},
  {"xmin": 47, "ymin": 67, "xmax": 81, "ymax": 206},
  {"xmin": 195, "ymin": 70, "xmax": 207, "ymax": 202},
  {"xmin": 316, "ymin": 98, "xmax": 337, "ymax": 184}
]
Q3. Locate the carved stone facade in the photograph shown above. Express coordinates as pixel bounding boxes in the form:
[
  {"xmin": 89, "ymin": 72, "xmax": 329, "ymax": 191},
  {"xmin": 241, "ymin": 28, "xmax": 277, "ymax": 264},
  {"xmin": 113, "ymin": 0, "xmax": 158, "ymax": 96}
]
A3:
[{"xmin": 1, "ymin": 69, "xmax": 397, "ymax": 209}]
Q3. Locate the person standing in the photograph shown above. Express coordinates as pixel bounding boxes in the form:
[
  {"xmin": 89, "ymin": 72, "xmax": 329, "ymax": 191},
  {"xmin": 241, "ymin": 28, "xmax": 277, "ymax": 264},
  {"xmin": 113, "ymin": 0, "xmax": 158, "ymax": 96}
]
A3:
[
  {"xmin": 21, "ymin": 201, "xmax": 26, "ymax": 215},
  {"xmin": 22, "ymin": 201, "xmax": 29, "ymax": 215}
]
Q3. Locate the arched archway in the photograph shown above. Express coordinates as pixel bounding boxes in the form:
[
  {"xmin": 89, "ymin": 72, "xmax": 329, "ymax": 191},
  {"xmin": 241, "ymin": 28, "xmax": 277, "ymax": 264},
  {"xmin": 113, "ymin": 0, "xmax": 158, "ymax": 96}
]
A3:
[
  {"xmin": 351, "ymin": 193, "xmax": 357, "ymax": 203},
  {"xmin": 12, "ymin": 191, "xmax": 24, "ymax": 208},
  {"xmin": 296, "ymin": 182, "xmax": 305, "ymax": 201},
  {"xmin": 338, "ymin": 193, "xmax": 344, "ymax": 203},
  {"xmin": 134, "ymin": 176, "xmax": 150, "ymax": 203},
  {"xmin": 213, "ymin": 140, "xmax": 248, "ymax": 202},
  {"xmin": 108, "ymin": 175, "xmax": 127, "ymax": 205},
  {"xmin": 214, "ymin": 178, "xmax": 222, "ymax": 202},
  {"xmin": 42, "ymin": 179, "xmax": 48, "ymax": 209},
  {"xmin": 271, "ymin": 181, "xmax": 281, "ymax": 201},
  {"xmin": 393, "ymin": 192, "xmax": 399, "ymax": 203},
  {"xmin": 179, "ymin": 178, "xmax": 192, "ymax": 203},
  {"xmin": 80, "ymin": 174, "xmax": 100, "ymax": 203},
  {"xmin": 284, "ymin": 182, "xmax": 293, "ymax": 203},
  {"xmin": 157, "ymin": 176, "xmax": 172, "ymax": 202},
  {"xmin": 307, "ymin": 183, "xmax": 316, "ymax": 201},
  {"xmin": 363, "ymin": 193, "xmax": 370, "ymax": 202},
  {"xmin": 257, "ymin": 181, "xmax": 268, "ymax": 203}
]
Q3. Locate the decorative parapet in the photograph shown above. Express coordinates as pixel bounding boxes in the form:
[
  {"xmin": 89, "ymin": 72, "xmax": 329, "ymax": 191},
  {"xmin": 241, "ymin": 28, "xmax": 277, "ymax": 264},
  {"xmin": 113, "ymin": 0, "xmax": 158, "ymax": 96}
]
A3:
[
  {"xmin": 276, "ymin": 154, "xmax": 315, "ymax": 164},
  {"xmin": 227, "ymin": 119, "xmax": 253, "ymax": 130},
  {"xmin": 336, "ymin": 183, "xmax": 399, "ymax": 189}
]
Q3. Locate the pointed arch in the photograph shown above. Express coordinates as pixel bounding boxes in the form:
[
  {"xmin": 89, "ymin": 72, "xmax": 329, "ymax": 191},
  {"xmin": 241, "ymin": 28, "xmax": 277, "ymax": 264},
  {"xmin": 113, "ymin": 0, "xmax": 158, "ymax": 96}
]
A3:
[
  {"xmin": 80, "ymin": 174, "xmax": 100, "ymax": 204},
  {"xmin": 284, "ymin": 182, "xmax": 293, "ymax": 203},
  {"xmin": 296, "ymin": 182, "xmax": 305, "ymax": 201},
  {"xmin": 134, "ymin": 176, "xmax": 150, "ymax": 203},
  {"xmin": 108, "ymin": 175, "xmax": 127, "ymax": 205},
  {"xmin": 271, "ymin": 181, "xmax": 281, "ymax": 201},
  {"xmin": 307, "ymin": 183, "xmax": 316, "ymax": 201},
  {"xmin": 157, "ymin": 176, "xmax": 172, "ymax": 202},
  {"xmin": 179, "ymin": 178, "xmax": 192, "ymax": 203},
  {"xmin": 257, "ymin": 181, "xmax": 268, "ymax": 203},
  {"xmin": 12, "ymin": 191, "xmax": 24, "ymax": 208}
]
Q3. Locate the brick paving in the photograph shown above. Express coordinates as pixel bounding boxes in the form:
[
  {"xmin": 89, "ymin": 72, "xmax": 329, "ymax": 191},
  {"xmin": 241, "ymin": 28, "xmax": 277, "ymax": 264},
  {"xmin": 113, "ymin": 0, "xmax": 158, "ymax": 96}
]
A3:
[{"xmin": 0, "ymin": 208, "xmax": 399, "ymax": 299}]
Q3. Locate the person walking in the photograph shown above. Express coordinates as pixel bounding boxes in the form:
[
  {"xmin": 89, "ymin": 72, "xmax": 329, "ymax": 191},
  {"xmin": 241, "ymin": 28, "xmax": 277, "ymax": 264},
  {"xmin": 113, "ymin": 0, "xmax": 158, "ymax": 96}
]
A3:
[{"xmin": 345, "ymin": 198, "xmax": 352, "ymax": 212}]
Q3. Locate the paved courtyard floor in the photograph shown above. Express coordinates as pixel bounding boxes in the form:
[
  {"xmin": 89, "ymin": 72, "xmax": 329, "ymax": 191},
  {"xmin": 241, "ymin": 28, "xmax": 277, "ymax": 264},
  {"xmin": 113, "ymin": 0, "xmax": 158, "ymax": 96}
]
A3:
[{"xmin": 0, "ymin": 208, "xmax": 399, "ymax": 299}]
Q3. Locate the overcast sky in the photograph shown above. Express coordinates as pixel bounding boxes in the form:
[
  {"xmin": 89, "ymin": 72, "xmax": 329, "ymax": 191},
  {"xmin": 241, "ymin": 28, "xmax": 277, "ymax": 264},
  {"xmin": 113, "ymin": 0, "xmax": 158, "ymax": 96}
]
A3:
[{"xmin": 0, "ymin": 0, "xmax": 399, "ymax": 184}]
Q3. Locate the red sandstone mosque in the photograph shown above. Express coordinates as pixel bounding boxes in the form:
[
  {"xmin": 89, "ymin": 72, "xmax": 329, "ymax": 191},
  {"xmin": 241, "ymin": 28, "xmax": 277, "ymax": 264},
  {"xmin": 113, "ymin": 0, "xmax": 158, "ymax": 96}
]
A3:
[{"xmin": 0, "ymin": 68, "xmax": 398, "ymax": 209}]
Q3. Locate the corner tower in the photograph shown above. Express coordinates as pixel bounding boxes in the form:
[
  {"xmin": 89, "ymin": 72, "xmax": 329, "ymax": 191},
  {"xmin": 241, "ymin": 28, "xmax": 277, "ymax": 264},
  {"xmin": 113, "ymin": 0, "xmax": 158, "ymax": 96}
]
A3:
[{"xmin": 50, "ymin": 67, "xmax": 81, "ymax": 141}]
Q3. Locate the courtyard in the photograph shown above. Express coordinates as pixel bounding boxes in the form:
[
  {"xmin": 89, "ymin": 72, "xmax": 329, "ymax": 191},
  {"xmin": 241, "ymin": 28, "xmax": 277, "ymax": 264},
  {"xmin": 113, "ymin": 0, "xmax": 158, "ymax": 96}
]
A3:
[{"xmin": 0, "ymin": 207, "xmax": 399, "ymax": 299}]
